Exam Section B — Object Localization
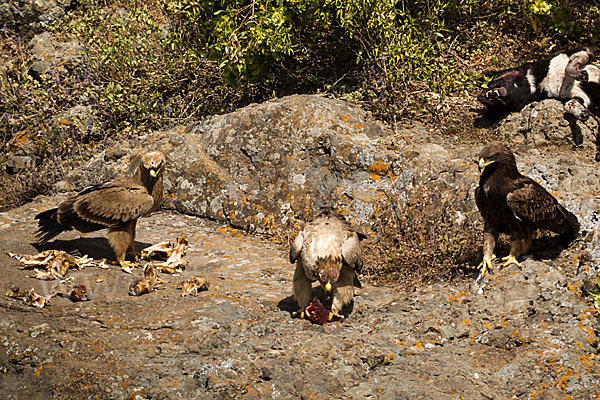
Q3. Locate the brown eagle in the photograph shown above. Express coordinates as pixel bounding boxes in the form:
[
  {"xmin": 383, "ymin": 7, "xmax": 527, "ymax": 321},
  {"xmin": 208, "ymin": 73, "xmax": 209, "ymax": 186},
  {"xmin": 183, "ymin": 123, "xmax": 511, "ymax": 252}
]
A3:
[
  {"xmin": 289, "ymin": 212, "xmax": 363, "ymax": 321},
  {"xmin": 475, "ymin": 142, "xmax": 579, "ymax": 276},
  {"xmin": 35, "ymin": 151, "xmax": 166, "ymax": 273}
]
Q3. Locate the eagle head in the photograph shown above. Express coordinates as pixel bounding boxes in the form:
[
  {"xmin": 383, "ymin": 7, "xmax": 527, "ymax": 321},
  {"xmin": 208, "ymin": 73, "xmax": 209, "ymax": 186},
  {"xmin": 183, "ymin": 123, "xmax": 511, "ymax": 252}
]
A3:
[
  {"xmin": 316, "ymin": 255, "xmax": 342, "ymax": 300},
  {"xmin": 478, "ymin": 142, "xmax": 517, "ymax": 174},
  {"xmin": 142, "ymin": 151, "xmax": 166, "ymax": 179}
]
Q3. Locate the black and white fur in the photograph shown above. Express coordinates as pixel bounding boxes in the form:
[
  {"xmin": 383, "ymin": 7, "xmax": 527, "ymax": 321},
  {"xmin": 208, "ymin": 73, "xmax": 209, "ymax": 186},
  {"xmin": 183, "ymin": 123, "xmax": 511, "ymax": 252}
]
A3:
[{"xmin": 478, "ymin": 47, "xmax": 600, "ymax": 121}]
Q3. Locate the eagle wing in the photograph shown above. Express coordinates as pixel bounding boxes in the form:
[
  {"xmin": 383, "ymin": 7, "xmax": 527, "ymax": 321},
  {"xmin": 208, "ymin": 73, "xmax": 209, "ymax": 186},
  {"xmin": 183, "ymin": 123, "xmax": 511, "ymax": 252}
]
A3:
[
  {"xmin": 57, "ymin": 177, "xmax": 155, "ymax": 230},
  {"xmin": 289, "ymin": 230, "xmax": 304, "ymax": 263},
  {"xmin": 506, "ymin": 179, "xmax": 579, "ymax": 235}
]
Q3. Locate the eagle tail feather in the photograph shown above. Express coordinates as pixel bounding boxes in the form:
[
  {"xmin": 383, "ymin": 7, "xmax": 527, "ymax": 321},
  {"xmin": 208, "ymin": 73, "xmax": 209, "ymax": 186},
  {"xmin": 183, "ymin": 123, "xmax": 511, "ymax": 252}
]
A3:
[{"xmin": 35, "ymin": 208, "xmax": 72, "ymax": 243}]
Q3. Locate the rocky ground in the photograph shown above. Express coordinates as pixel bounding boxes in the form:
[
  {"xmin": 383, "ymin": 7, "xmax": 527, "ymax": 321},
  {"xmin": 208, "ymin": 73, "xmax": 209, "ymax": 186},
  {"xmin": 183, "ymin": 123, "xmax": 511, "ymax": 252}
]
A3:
[{"xmin": 1, "ymin": 188, "xmax": 599, "ymax": 399}]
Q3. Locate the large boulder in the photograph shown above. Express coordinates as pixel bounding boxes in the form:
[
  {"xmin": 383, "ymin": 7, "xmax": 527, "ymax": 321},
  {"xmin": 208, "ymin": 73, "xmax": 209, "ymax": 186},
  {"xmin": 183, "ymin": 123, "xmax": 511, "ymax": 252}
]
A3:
[{"xmin": 58, "ymin": 95, "xmax": 477, "ymax": 237}]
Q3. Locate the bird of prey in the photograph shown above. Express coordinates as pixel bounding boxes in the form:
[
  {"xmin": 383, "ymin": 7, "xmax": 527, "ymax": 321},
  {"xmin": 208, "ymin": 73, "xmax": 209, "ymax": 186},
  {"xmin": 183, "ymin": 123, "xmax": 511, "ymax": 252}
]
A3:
[
  {"xmin": 289, "ymin": 212, "xmax": 363, "ymax": 321},
  {"xmin": 475, "ymin": 142, "xmax": 579, "ymax": 276},
  {"xmin": 35, "ymin": 151, "xmax": 166, "ymax": 273}
]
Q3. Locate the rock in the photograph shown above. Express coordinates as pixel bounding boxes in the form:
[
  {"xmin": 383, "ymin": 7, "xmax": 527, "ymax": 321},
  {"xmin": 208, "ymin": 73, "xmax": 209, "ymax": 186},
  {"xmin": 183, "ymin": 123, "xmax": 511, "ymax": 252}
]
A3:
[
  {"xmin": 2, "ymin": 145, "xmax": 600, "ymax": 399},
  {"xmin": 497, "ymin": 99, "xmax": 599, "ymax": 150},
  {"xmin": 58, "ymin": 95, "xmax": 477, "ymax": 237},
  {"xmin": 27, "ymin": 31, "xmax": 84, "ymax": 79},
  {"xmin": 0, "ymin": 0, "xmax": 73, "ymax": 39}
]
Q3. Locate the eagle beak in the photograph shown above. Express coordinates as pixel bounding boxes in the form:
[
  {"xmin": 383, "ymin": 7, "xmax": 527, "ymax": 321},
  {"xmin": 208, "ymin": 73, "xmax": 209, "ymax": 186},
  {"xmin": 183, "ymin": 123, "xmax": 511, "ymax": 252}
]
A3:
[
  {"xmin": 149, "ymin": 168, "xmax": 158, "ymax": 178},
  {"xmin": 478, "ymin": 158, "xmax": 495, "ymax": 172},
  {"xmin": 324, "ymin": 282, "xmax": 332, "ymax": 299}
]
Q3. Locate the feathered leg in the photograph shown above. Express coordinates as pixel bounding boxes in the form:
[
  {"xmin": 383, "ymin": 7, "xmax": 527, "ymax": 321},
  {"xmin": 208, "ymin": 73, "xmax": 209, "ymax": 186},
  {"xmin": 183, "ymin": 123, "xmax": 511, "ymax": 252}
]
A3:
[
  {"xmin": 500, "ymin": 236, "xmax": 531, "ymax": 268},
  {"xmin": 477, "ymin": 230, "xmax": 498, "ymax": 276},
  {"xmin": 292, "ymin": 262, "xmax": 312, "ymax": 317},
  {"xmin": 127, "ymin": 220, "xmax": 138, "ymax": 259},
  {"xmin": 108, "ymin": 221, "xmax": 136, "ymax": 273},
  {"xmin": 330, "ymin": 265, "xmax": 356, "ymax": 321}
]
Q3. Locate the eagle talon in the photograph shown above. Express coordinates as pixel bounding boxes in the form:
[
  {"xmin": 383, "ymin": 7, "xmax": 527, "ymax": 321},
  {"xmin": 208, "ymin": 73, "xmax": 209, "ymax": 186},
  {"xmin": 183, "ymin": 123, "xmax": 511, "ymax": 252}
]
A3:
[
  {"xmin": 291, "ymin": 310, "xmax": 305, "ymax": 319},
  {"xmin": 328, "ymin": 311, "xmax": 344, "ymax": 321},
  {"xmin": 500, "ymin": 255, "xmax": 521, "ymax": 268},
  {"xmin": 477, "ymin": 254, "xmax": 496, "ymax": 277}
]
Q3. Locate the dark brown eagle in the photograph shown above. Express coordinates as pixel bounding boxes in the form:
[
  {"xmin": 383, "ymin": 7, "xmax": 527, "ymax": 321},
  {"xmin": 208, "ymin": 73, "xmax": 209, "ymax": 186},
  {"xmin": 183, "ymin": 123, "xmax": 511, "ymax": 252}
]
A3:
[
  {"xmin": 475, "ymin": 142, "xmax": 579, "ymax": 276},
  {"xmin": 35, "ymin": 151, "xmax": 166, "ymax": 273},
  {"xmin": 289, "ymin": 212, "xmax": 363, "ymax": 321}
]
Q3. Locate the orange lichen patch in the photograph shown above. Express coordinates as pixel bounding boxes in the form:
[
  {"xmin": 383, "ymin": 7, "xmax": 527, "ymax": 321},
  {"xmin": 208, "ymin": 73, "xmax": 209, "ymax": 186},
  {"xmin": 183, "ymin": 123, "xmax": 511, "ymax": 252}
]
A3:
[
  {"xmin": 578, "ymin": 324, "xmax": 594, "ymax": 336},
  {"xmin": 354, "ymin": 124, "xmax": 362, "ymax": 129},
  {"xmin": 447, "ymin": 292, "xmax": 468, "ymax": 302},
  {"xmin": 554, "ymin": 370, "xmax": 572, "ymax": 390},
  {"xmin": 484, "ymin": 323, "xmax": 492, "ymax": 329},
  {"xmin": 462, "ymin": 319, "xmax": 470, "ymax": 325},
  {"xmin": 567, "ymin": 284, "xmax": 576, "ymax": 292},
  {"xmin": 342, "ymin": 115, "xmax": 349, "ymax": 122},
  {"xmin": 499, "ymin": 319, "xmax": 510, "ymax": 326},
  {"xmin": 203, "ymin": 242, "xmax": 212, "ymax": 246},
  {"xmin": 33, "ymin": 364, "xmax": 42, "ymax": 377},
  {"xmin": 368, "ymin": 161, "xmax": 388, "ymax": 173},
  {"xmin": 414, "ymin": 341, "xmax": 423, "ymax": 349},
  {"xmin": 59, "ymin": 118, "xmax": 70, "ymax": 125},
  {"xmin": 585, "ymin": 337, "xmax": 595, "ymax": 344},
  {"xmin": 579, "ymin": 355, "xmax": 594, "ymax": 369},
  {"xmin": 170, "ymin": 193, "xmax": 176, "ymax": 199},
  {"xmin": 530, "ymin": 389, "xmax": 544, "ymax": 398}
]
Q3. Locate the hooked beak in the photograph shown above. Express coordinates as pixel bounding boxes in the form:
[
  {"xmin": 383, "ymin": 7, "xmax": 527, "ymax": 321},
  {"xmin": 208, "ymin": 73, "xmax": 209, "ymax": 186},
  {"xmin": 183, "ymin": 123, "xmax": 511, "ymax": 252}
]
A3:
[
  {"xmin": 324, "ymin": 282, "xmax": 332, "ymax": 299},
  {"xmin": 478, "ymin": 157, "xmax": 495, "ymax": 172},
  {"xmin": 149, "ymin": 168, "xmax": 159, "ymax": 178}
]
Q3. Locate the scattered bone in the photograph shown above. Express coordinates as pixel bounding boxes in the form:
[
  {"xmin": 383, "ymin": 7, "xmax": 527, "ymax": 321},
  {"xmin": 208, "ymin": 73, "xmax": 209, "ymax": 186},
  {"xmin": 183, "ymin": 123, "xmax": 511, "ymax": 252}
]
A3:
[
  {"xmin": 153, "ymin": 236, "xmax": 188, "ymax": 273},
  {"xmin": 29, "ymin": 268, "xmax": 56, "ymax": 280},
  {"xmin": 53, "ymin": 283, "xmax": 92, "ymax": 302},
  {"xmin": 9, "ymin": 250, "xmax": 110, "ymax": 280},
  {"xmin": 140, "ymin": 240, "xmax": 173, "ymax": 259},
  {"xmin": 177, "ymin": 276, "xmax": 210, "ymax": 297},
  {"xmin": 8, "ymin": 250, "xmax": 59, "ymax": 266},
  {"xmin": 129, "ymin": 279, "xmax": 153, "ymax": 296},
  {"xmin": 68, "ymin": 284, "xmax": 91, "ymax": 302},
  {"xmin": 143, "ymin": 263, "xmax": 165, "ymax": 285},
  {"xmin": 6, "ymin": 287, "xmax": 56, "ymax": 309}
]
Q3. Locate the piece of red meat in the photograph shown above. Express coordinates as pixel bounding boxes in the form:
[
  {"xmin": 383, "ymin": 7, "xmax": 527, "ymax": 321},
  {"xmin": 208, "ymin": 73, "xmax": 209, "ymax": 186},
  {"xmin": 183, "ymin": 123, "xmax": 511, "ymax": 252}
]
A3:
[{"xmin": 305, "ymin": 298, "xmax": 330, "ymax": 325}]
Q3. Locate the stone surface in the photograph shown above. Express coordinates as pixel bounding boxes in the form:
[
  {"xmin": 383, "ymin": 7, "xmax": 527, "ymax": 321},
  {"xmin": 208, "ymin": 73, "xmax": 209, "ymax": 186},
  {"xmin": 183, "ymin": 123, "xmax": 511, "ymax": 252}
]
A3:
[
  {"xmin": 57, "ymin": 95, "xmax": 478, "ymax": 238},
  {"xmin": 1, "ymin": 95, "xmax": 600, "ymax": 399},
  {"xmin": 0, "ymin": 195, "xmax": 598, "ymax": 399},
  {"xmin": 27, "ymin": 31, "xmax": 84, "ymax": 79},
  {"xmin": 0, "ymin": 0, "xmax": 72, "ymax": 39},
  {"xmin": 496, "ymin": 99, "xmax": 599, "ymax": 150}
]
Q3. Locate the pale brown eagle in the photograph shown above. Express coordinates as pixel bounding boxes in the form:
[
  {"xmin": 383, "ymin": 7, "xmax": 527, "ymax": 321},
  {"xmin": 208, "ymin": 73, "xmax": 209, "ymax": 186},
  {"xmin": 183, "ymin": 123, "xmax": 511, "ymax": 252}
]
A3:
[
  {"xmin": 35, "ymin": 151, "xmax": 166, "ymax": 272},
  {"xmin": 475, "ymin": 142, "xmax": 579, "ymax": 276},
  {"xmin": 289, "ymin": 212, "xmax": 363, "ymax": 321}
]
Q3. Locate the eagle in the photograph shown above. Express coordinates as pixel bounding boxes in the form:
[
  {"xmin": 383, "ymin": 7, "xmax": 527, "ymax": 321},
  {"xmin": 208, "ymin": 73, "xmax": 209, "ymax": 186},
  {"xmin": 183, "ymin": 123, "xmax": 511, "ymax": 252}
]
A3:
[
  {"xmin": 289, "ymin": 212, "xmax": 363, "ymax": 321},
  {"xmin": 475, "ymin": 142, "xmax": 579, "ymax": 276},
  {"xmin": 35, "ymin": 151, "xmax": 166, "ymax": 273}
]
